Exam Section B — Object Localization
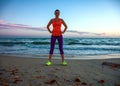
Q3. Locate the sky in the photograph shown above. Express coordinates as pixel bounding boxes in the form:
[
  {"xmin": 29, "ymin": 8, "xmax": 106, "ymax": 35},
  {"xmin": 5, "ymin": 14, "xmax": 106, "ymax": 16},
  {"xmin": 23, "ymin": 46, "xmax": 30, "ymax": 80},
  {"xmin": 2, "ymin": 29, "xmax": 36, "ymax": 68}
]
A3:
[{"xmin": 0, "ymin": 0, "xmax": 120, "ymax": 37}]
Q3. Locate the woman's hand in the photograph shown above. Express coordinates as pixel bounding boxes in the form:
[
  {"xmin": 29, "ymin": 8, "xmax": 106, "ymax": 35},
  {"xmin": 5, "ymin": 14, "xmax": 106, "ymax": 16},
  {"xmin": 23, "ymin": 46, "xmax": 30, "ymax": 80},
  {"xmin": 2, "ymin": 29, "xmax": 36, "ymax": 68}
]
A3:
[
  {"xmin": 62, "ymin": 31, "xmax": 65, "ymax": 34},
  {"xmin": 50, "ymin": 31, "xmax": 52, "ymax": 34}
]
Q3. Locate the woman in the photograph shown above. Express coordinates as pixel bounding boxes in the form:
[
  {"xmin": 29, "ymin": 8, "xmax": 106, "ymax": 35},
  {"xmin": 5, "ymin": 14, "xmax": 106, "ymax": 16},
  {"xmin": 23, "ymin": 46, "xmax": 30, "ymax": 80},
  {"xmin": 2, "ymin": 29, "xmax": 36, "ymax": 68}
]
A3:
[{"xmin": 46, "ymin": 9, "xmax": 68, "ymax": 66}]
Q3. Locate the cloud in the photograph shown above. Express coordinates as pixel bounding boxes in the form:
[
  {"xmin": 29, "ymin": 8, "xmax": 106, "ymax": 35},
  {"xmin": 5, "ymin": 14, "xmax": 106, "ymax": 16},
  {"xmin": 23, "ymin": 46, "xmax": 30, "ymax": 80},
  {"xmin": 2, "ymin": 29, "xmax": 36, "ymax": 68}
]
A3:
[
  {"xmin": 0, "ymin": 20, "xmax": 119, "ymax": 37},
  {"xmin": 0, "ymin": 20, "xmax": 4, "ymax": 23},
  {"xmin": 64, "ymin": 31, "xmax": 104, "ymax": 37},
  {"xmin": 0, "ymin": 20, "xmax": 46, "ymax": 31}
]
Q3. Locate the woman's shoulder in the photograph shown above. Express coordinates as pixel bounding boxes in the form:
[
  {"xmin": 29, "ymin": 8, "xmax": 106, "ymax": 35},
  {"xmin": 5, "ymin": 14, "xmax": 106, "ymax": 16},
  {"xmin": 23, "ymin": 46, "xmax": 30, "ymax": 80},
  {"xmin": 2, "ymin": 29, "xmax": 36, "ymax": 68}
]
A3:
[
  {"xmin": 49, "ymin": 18, "xmax": 54, "ymax": 23},
  {"xmin": 50, "ymin": 18, "xmax": 54, "ymax": 21},
  {"xmin": 60, "ymin": 18, "xmax": 64, "ymax": 21},
  {"xmin": 59, "ymin": 18, "xmax": 63, "ymax": 20}
]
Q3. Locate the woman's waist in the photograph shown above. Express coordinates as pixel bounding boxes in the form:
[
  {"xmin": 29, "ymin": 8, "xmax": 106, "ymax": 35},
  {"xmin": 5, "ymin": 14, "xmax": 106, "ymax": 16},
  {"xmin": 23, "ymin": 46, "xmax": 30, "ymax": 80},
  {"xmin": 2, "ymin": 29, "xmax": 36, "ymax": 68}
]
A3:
[{"xmin": 52, "ymin": 32, "xmax": 62, "ymax": 36}]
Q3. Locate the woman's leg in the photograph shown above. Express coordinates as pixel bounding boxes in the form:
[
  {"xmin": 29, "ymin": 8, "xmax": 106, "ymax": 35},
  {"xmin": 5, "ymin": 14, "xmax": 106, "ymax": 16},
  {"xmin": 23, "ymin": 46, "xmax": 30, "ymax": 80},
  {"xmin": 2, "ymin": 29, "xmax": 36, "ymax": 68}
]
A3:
[
  {"xmin": 49, "ymin": 36, "xmax": 56, "ymax": 61},
  {"xmin": 57, "ymin": 36, "xmax": 64, "ymax": 62}
]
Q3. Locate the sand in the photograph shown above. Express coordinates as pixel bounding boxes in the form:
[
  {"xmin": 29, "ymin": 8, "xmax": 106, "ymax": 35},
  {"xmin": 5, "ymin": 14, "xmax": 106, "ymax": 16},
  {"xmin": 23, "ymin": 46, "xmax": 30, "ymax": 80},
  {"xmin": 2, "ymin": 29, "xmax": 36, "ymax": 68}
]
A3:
[{"xmin": 0, "ymin": 55, "xmax": 120, "ymax": 86}]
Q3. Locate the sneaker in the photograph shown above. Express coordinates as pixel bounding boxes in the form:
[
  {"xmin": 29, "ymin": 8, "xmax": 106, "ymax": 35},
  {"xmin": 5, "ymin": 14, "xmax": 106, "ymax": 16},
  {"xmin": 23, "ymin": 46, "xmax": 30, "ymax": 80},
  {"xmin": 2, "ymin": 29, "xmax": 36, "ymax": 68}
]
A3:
[
  {"xmin": 62, "ymin": 61, "xmax": 67, "ymax": 66},
  {"xmin": 46, "ymin": 61, "xmax": 52, "ymax": 66}
]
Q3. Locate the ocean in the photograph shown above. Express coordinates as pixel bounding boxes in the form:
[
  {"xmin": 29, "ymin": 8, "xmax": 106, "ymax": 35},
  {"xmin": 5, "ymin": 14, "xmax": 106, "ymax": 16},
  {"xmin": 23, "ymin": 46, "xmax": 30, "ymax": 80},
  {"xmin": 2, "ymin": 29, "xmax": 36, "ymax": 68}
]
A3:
[{"xmin": 0, "ymin": 37, "xmax": 120, "ymax": 58}]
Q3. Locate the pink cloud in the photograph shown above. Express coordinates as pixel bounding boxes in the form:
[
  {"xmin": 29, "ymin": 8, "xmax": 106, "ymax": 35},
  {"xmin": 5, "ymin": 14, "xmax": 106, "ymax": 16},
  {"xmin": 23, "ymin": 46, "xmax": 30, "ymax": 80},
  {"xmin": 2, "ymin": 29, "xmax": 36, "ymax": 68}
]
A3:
[
  {"xmin": 7, "ymin": 23, "xmax": 17, "ymax": 27},
  {"xmin": 0, "ymin": 20, "xmax": 4, "ymax": 23},
  {"xmin": 0, "ymin": 20, "xmax": 46, "ymax": 31},
  {"xmin": 0, "ymin": 20, "xmax": 32, "ymax": 28}
]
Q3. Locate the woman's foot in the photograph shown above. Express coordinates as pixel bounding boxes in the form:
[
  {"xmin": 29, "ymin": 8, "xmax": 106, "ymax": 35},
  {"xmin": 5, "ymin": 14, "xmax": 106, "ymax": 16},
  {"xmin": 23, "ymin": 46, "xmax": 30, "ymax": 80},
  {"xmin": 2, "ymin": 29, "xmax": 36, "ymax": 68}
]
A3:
[
  {"xmin": 46, "ymin": 61, "xmax": 52, "ymax": 66},
  {"xmin": 62, "ymin": 61, "xmax": 67, "ymax": 66}
]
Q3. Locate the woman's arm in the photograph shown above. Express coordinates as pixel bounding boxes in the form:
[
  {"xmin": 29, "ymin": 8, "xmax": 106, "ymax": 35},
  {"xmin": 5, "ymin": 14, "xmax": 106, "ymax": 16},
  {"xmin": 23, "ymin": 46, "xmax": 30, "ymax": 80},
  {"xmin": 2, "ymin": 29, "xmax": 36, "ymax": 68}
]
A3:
[
  {"xmin": 47, "ymin": 19, "xmax": 52, "ymax": 33},
  {"xmin": 61, "ymin": 19, "xmax": 67, "ymax": 34}
]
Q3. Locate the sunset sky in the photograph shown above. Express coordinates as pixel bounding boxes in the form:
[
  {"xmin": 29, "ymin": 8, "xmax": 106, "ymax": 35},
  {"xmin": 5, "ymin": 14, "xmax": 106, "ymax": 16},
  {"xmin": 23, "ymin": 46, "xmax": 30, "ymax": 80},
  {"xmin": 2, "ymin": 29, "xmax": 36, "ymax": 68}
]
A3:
[{"xmin": 0, "ymin": 0, "xmax": 120, "ymax": 37}]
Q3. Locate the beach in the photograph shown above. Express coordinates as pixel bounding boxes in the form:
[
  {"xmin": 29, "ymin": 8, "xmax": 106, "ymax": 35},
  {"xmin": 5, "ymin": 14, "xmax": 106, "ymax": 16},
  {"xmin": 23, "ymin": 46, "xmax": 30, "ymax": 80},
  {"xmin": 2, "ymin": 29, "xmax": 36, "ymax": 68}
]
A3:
[{"xmin": 0, "ymin": 55, "xmax": 120, "ymax": 86}]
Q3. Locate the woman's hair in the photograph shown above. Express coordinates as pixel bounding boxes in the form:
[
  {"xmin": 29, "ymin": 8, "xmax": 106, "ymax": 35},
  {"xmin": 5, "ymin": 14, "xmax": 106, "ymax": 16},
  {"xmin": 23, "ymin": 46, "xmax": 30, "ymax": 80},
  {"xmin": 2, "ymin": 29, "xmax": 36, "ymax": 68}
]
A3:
[{"xmin": 55, "ymin": 9, "xmax": 60, "ymax": 13}]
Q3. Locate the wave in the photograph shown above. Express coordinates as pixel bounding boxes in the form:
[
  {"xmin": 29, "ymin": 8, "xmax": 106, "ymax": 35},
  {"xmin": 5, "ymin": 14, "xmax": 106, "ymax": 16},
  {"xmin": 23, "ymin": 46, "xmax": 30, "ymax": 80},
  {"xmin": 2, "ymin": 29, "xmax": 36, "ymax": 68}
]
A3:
[
  {"xmin": 0, "ymin": 41, "xmax": 50, "ymax": 46},
  {"xmin": 0, "ymin": 38, "xmax": 120, "ymax": 56},
  {"xmin": 32, "ymin": 42, "xmax": 50, "ymax": 45},
  {"xmin": 68, "ymin": 42, "xmax": 91, "ymax": 45},
  {"xmin": 0, "ymin": 38, "xmax": 120, "ymax": 46},
  {"xmin": 67, "ymin": 42, "xmax": 120, "ymax": 46},
  {"xmin": 0, "ymin": 41, "xmax": 120, "ymax": 46},
  {"xmin": 0, "ymin": 42, "xmax": 26, "ymax": 46},
  {"xmin": 64, "ymin": 47, "xmax": 120, "ymax": 51}
]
